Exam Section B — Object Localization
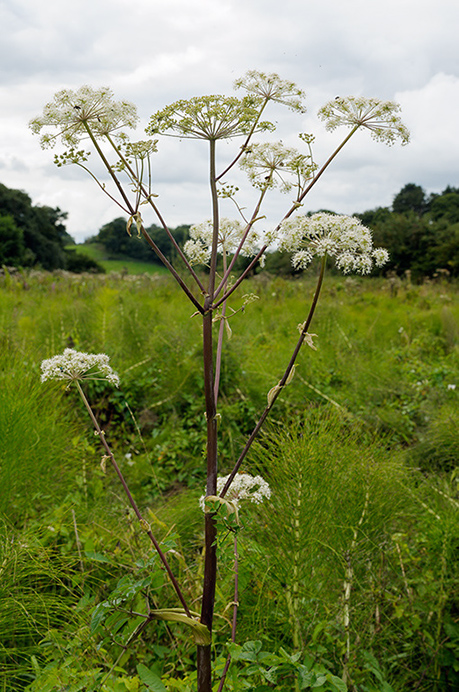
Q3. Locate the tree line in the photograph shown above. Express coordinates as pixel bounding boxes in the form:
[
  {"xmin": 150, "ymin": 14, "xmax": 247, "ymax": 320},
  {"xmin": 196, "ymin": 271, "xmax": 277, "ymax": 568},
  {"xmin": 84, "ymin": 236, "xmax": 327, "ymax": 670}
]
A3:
[
  {"xmin": 357, "ymin": 183, "xmax": 459, "ymax": 279},
  {"xmin": 0, "ymin": 183, "xmax": 101, "ymax": 272},
  {"xmin": 1, "ymin": 181, "xmax": 458, "ymax": 278}
]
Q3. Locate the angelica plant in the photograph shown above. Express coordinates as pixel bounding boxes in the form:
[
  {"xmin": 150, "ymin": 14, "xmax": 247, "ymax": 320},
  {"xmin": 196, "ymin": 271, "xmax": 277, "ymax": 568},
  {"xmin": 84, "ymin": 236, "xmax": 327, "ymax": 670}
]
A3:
[{"xmin": 32, "ymin": 70, "xmax": 408, "ymax": 692}]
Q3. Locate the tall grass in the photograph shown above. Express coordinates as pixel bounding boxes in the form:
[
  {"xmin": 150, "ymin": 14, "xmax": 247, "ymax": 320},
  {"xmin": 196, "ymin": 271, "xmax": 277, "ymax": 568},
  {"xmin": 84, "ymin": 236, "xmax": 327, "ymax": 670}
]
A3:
[
  {"xmin": 240, "ymin": 412, "xmax": 459, "ymax": 690},
  {"xmin": 0, "ymin": 270, "xmax": 457, "ymax": 690},
  {"xmin": 0, "ymin": 349, "xmax": 84, "ymax": 523},
  {"xmin": 0, "ymin": 521, "xmax": 79, "ymax": 691}
]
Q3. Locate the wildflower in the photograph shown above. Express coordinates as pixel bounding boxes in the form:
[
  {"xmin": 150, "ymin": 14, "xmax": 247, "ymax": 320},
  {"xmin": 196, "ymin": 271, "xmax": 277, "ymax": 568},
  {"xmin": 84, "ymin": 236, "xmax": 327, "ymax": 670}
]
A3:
[
  {"xmin": 318, "ymin": 96, "xmax": 410, "ymax": 146},
  {"xmin": 239, "ymin": 142, "xmax": 316, "ymax": 193},
  {"xmin": 146, "ymin": 95, "xmax": 274, "ymax": 141},
  {"xmin": 277, "ymin": 212, "xmax": 389, "ymax": 274},
  {"xmin": 200, "ymin": 473, "xmax": 271, "ymax": 512},
  {"xmin": 447, "ymin": 384, "xmax": 456, "ymax": 390},
  {"xmin": 29, "ymin": 85, "xmax": 138, "ymax": 149},
  {"xmin": 234, "ymin": 70, "xmax": 307, "ymax": 113},
  {"xmin": 40, "ymin": 348, "xmax": 120, "ymax": 386},
  {"xmin": 184, "ymin": 218, "xmax": 261, "ymax": 265}
]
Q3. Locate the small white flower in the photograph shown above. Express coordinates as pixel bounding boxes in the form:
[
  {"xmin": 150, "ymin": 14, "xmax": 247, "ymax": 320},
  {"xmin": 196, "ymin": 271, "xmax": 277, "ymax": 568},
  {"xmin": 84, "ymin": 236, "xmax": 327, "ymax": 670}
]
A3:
[
  {"xmin": 372, "ymin": 248, "xmax": 390, "ymax": 267},
  {"xmin": 292, "ymin": 249, "xmax": 314, "ymax": 270},
  {"xmin": 40, "ymin": 348, "xmax": 120, "ymax": 386},
  {"xmin": 447, "ymin": 384, "xmax": 456, "ymax": 390},
  {"xmin": 199, "ymin": 473, "xmax": 271, "ymax": 511}
]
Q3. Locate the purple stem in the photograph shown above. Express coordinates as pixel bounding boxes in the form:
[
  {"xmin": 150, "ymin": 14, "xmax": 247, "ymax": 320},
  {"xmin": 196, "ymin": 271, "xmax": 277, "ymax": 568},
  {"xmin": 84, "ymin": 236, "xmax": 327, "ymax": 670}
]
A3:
[{"xmin": 75, "ymin": 381, "xmax": 191, "ymax": 618}]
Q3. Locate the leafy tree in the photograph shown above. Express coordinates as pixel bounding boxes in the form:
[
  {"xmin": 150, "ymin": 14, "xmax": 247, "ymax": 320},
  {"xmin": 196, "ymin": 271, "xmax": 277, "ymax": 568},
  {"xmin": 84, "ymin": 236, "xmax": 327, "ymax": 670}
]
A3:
[
  {"xmin": 430, "ymin": 188, "xmax": 459, "ymax": 224},
  {"xmin": 357, "ymin": 183, "xmax": 459, "ymax": 278},
  {"xmin": 0, "ymin": 182, "xmax": 103, "ymax": 272},
  {"xmin": 0, "ymin": 183, "xmax": 67, "ymax": 269},
  {"xmin": 0, "ymin": 215, "xmax": 26, "ymax": 265},
  {"xmin": 392, "ymin": 183, "xmax": 428, "ymax": 215}
]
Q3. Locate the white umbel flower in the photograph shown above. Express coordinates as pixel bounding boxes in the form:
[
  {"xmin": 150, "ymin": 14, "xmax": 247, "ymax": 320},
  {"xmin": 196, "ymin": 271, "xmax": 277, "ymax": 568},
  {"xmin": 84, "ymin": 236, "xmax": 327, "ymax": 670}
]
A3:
[
  {"xmin": 30, "ymin": 85, "xmax": 138, "ymax": 149},
  {"xmin": 234, "ymin": 70, "xmax": 307, "ymax": 113},
  {"xmin": 40, "ymin": 348, "xmax": 120, "ymax": 387},
  {"xmin": 200, "ymin": 473, "xmax": 271, "ymax": 511},
  {"xmin": 318, "ymin": 96, "xmax": 409, "ymax": 146},
  {"xmin": 239, "ymin": 142, "xmax": 315, "ymax": 193},
  {"xmin": 184, "ymin": 218, "xmax": 260, "ymax": 265},
  {"xmin": 278, "ymin": 212, "xmax": 389, "ymax": 274}
]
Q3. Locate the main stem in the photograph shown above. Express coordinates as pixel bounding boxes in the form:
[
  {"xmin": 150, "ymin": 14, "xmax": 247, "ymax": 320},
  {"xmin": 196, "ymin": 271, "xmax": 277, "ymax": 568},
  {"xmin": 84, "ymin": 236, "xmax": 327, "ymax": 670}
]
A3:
[{"xmin": 197, "ymin": 139, "xmax": 220, "ymax": 692}]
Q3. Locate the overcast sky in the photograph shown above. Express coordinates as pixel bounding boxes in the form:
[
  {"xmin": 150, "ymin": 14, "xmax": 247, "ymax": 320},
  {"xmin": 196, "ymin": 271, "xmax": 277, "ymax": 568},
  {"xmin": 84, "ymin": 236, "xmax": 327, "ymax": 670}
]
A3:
[{"xmin": 1, "ymin": 0, "xmax": 458, "ymax": 242}]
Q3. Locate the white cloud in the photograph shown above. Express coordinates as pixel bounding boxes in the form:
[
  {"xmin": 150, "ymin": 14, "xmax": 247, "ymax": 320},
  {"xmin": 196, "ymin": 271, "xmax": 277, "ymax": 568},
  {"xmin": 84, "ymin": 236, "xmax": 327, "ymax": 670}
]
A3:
[{"xmin": 0, "ymin": 0, "xmax": 458, "ymax": 241}]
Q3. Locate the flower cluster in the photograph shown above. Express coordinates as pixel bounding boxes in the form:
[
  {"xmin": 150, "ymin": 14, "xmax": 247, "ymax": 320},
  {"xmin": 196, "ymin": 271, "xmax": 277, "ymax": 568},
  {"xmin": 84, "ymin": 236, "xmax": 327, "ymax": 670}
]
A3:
[
  {"xmin": 277, "ymin": 212, "xmax": 389, "ymax": 274},
  {"xmin": 184, "ymin": 218, "xmax": 261, "ymax": 265},
  {"xmin": 29, "ymin": 85, "xmax": 138, "ymax": 149},
  {"xmin": 200, "ymin": 473, "xmax": 271, "ymax": 511},
  {"xmin": 146, "ymin": 95, "xmax": 274, "ymax": 141},
  {"xmin": 318, "ymin": 96, "xmax": 410, "ymax": 146},
  {"xmin": 239, "ymin": 141, "xmax": 315, "ymax": 193},
  {"xmin": 40, "ymin": 349, "xmax": 120, "ymax": 386},
  {"xmin": 234, "ymin": 70, "xmax": 307, "ymax": 113}
]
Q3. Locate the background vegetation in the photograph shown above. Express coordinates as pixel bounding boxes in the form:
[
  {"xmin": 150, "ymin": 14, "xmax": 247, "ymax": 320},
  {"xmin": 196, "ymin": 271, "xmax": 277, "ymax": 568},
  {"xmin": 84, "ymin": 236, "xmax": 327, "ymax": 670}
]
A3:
[
  {"xmin": 0, "ymin": 267, "xmax": 457, "ymax": 690},
  {"xmin": 2, "ymin": 180, "xmax": 459, "ymax": 279}
]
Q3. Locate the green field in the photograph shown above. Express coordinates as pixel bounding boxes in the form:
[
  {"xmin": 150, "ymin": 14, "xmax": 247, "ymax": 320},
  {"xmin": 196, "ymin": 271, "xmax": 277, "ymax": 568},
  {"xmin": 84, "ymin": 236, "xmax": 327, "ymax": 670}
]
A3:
[
  {"xmin": 73, "ymin": 242, "xmax": 169, "ymax": 275},
  {"xmin": 0, "ymin": 268, "xmax": 458, "ymax": 691}
]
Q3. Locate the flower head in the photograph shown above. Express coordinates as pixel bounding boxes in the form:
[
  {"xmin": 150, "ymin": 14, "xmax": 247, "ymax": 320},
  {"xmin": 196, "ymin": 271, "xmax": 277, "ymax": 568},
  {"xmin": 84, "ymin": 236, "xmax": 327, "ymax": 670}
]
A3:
[
  {"xmin": 40, "ymin": 349, "xmax": 120, "ymax": 386},
  {"xmin": 278, "ymin": 212, "xmax": 389, "ymax": 274},
  {"xmin": 29, "ymin": 85, "xmax": 138, "ymax": 149},
  {"xmin": 199, "ymin": 473, "xmax": 271, "ymax": 512},
  {"xmin": 318, "ymin": 96, "xmax": 410, "ymax": 146},
  {"xmin": 184, "ymin": 218, "xmax": 261, "ymax": 265},
  {"xmin": 239, "ymin": 142, "xmax": 316, "ymax": 193},
  {"xmin": 234, "ymin": 70, "xmax": 306, "ymax": 113},
  {"xmin": 146, "ymin": 95, "xmax": 274, "ymax": 141}
]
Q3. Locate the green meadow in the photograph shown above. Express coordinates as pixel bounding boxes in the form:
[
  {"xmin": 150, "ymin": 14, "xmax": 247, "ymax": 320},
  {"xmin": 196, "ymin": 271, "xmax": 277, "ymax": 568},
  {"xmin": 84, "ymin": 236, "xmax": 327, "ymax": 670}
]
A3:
[
  {"xmin": 0, "ymin": 267, "xmax": 458, "ymax": 691},
  {"xmin": 71, "ymin": 242, "xmax": 169, "ymax": 275}
]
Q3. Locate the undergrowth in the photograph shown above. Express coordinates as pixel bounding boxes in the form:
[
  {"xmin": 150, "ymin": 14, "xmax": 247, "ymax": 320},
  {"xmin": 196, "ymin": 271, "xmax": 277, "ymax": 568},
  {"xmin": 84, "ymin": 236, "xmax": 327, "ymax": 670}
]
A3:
[{"xmin": 0, "ymin": 271, "xmax": 458, "ymax": 690}]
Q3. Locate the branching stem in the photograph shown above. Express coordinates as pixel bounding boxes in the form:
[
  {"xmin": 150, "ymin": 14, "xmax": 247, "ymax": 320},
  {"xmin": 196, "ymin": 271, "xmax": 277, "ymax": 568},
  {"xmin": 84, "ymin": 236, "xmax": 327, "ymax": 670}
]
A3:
[
  {"xmin": 220, "ymin": 256, "xmax": 326, "ymax": 499},
  {"xmin": 74, "ymin": 381, "xmax": 191, "ymax": 618}
]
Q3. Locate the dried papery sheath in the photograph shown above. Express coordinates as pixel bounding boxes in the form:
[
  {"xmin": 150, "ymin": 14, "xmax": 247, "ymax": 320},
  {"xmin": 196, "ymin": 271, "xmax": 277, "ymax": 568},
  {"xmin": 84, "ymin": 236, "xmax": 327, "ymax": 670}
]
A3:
[
  {"xmin": 277, "ymin": 212, "xmax": 389, "ymax": 274},
  {"xmin": 199, "ymin": 473, "xmax": 271, "ymax": 511},
  {"xmin": 40, "ymin": 348, "xmax": 120, "ymax": 386}
]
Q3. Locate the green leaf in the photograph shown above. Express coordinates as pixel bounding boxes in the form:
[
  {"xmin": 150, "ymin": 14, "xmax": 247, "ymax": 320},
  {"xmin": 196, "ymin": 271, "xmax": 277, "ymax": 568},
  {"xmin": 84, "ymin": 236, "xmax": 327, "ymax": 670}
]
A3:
[
  {"xmin": 324, "ymin": 673, "xmax": 348, "ymax": 692},
  {"xmin": 90, "ymin": 602, "xmax": 112, "ymax": 634},
  {"xmin": 84, "ymin": 550, "xmax": 113, "ymax": 563},
  {"xmin": 137, "ymin": 664, "xmax": 167, "ymax": 691}
]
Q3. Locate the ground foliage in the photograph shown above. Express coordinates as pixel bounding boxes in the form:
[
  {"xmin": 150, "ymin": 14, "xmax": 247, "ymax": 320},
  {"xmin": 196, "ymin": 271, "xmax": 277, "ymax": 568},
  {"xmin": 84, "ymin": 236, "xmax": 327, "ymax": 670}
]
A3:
[{"xmin": 0, "ymin": 270, "xmax": 458, "ymax": 691}]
